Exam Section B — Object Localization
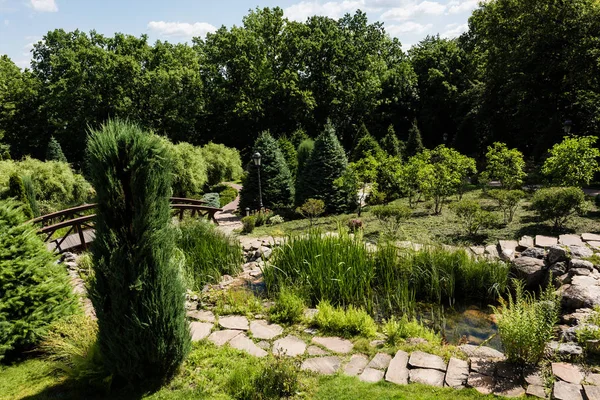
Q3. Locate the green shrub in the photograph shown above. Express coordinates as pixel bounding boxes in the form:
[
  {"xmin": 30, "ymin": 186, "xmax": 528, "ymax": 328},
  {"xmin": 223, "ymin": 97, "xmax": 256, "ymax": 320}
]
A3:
[
  {"xmin": 176, "ymin": 218, "xmax": 242, "ymax": 291},
  {"xmin": 491, "ymin": 279, "xmax": 559, "ymax": 364},
  {"xmin": 488, "ymin": 189, "xmax": 525, "ymax": 223},
  {"xmin": 241, "ymin": 216, "xmax": 256, "ymax": 233},
  {"xmin": 296, "ymin": 198, "xmax": 325, "ymax": 226},
  {"xmin": 268, "ymin": 215, "xmax": 284, "ymax": 225},
  {"xmin": 347, "ymin": 218, "xmax": 363, "ymax": 233},
  {"xmin": 228, "ymin": 356, "xmax": 301, "ymax": 399},
  {"xmin": 215, "ymin": 288, "xmax": 263, "ymax": 317},
  {"xmin": 201, "ymin": 142, "xmax": 244, "ymax": 186},
  {"xmin": 451, "ymin": 199, "xmax": 497, "ymax": 236},
  {"xmin": 202, "ymin": 192, "xmax": 220, "ymax": 208},
  {"xmin": 21, "ymin": 175, "xmax": 39, "ymax": 217},
  {"xmin": 277, "ymin": 136, "xmax": 298, "ymax": 177},
  {"xmin": 480, "ymin": 142, "xmax": 526, "ymax": 189},
  {"xmin": 371, "ymin": 204, "xmax": 412, "ymax": 239},
  {"xmin": 45, "ymin": 136, "xmax": 68, "ymax": 163},
  {"xmin": 542, "ymin": 135, "xmax": 600, "ymax": 187},
  {"xmin": 254, "ymin": 209, "xmax": 274, "ymax": 227},
  {"xmin": 165, "ymin": 140, "xmax": 208, "ymax": 197},
  {"xmin": 405, "ymin": 120, "xmax": 424, "ymax": 157},
  {"xmin": 380, "ymin": 125, "xmax": 403, "ymax": 158},
  {"xmin": 531, "ymin": 187, "xmax": 586, "ymax": 229},
  {"xmin": 384, "ymin": 315, "xmax": 441, "ymax": 346},
  {"xmin": 595, "ymin": 194, "xmax": 600, "ymax": 208},
  {"xmin": 217, "ymin": 186, "xmax": 238, "ymax": 207},
  {"xmin": 7, "ymin": 173, "xmax": 33, "ymax": 219},
  {"xmin": 87, "ymin": 119, "xmax": 189, "ymax": 383},
  {"xmin": 312, "ymin": 301, "xmax": 377, "ymax": 338},
  {"xmin": 0, "ymin": 201, "xmax": 78, "ymax": 361},
  {"xmin": 351, "ymin": 129, "xmax": 383, "ymax": 162},
  {"xmin": 39, "ymin": 314, "xmax": 107, "ymax": 386},
  {"xmin": 269, "ymin": 289, "xmax": 305, "ymax": 325},
  {"xmin": 575, "ymin": 306, "xmax": 600, "ymax": 351}
]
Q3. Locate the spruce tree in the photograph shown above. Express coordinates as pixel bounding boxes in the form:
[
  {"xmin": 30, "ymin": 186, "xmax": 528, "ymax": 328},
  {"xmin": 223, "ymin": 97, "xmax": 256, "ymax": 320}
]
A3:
[
  {"xmin": 295, "ymin": 139, "xmax": 314, "ymax": 204},
  {"xmin": 296, "ymin": 122, "xmax": 352, "ymax": 213},
  {"xmin": 86, "ymin": 120, "xmax": 189, "ymax": 385},
  {"xmin": 8, "ymin": 174, "xmax": 33, "ymax": 219},
  {"xmin": 277, "ymin": 136, "xmax": 298, "ymax": 177},
  {"xmin": 239, "ymin": 132, "xmax": 294, "ymax": 211},
  {"xmin": 380, "ymin": 125, "xmax": 403, "ymax": 158},
  {"xmin": 350, "ymin": 131, "xmax": 383, "ymax": 162},
  {"xmin": 0, "ymin": 201, "xmax": 77, "ymax": 361},
  {"xmin": 406, "ymin": 120, "xmax": 425, "ymax": 157},
  {"xmin": 46, "ymin": 136, "xmax": 68, "ymax": 163}
]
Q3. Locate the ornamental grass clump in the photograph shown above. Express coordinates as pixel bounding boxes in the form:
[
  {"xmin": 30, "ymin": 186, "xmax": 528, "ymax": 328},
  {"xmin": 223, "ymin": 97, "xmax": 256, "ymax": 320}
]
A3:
[
  {"xmin": 312, "ymin": 301, "xmax": 377, "ymax": 338},
  {"xmin": 269, "ymin": 288, "xmax": 305, "ymax": 325},
  {"xmin": 384, "ymin": 315, "xmax": 441, "ymax": 346}
]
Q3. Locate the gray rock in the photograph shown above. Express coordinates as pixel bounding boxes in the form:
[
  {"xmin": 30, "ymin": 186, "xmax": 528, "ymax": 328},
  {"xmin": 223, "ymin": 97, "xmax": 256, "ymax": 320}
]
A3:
[
  {"xmin": 367, "ymin": 353, "xmax": 392, "ymax": 370},
  {"xmin": 470, "ymin": 246, "xmax": 485, "ymax": 256},
  {"xmin": 208, "ymin": 329, "xmax": 242, "ymax": 346},
  {"xmin": 459, "ymin": 344, "xmax": 505, "ymax": 359},
  {"xmin": 385, "ymin": 350, "xmax": 409, "ymax": 385},
  {"xmin": 303, "ymin": 308, "xmax": 318, "ymax": 320},
  {"xmin": 445, "ymin": 357, "xmax": 469, "ymax": 388},
  {"xmin": 547, "ymin": 342, "xmax": 583, "ymax": 358},
  {"xmin": 470, "ymin": 358, "xmax": 496, "ymax": 376},
  {"xmin": 229, "ymin": 334, "xmax": 268, "ymax": 357},
  {"xmin": 409, "ymin": 368, "xmax": 445, "ymax": 387},
  {"xmin": 585, "ymin": 373, "xmax": 600, "ymax": 386},
  {"xmin": 571, "ymin": 259, "xmax": 595, "ymax": 271},
  {"xmin": 500, "ymin": 248, "xmax": 516, "ymax": 262},
  {"xmin": 494, "ymin": 379, "xmax": 526, "ymax": 398},
  {"xmin": 548, "ymin": 246, "xmax": 569, "ymax": 265},
  {"xmin": 257, "ymin": 340, "xmax": 270, "ymax": 350},
  {"xmin": 249, "ymin": 320, "xmax": 283, "ymax": 340},
  {"xmin": 218, "ymin": 315, "xmax": 249, "ymax": 331},
  {"xmin": 589, "ymin": 241, "xmax": 600, "ymax": 251},
  {"xmin": 560, "ymin": 326, "xmax": 579, "ymax": 342},
  {"xmin": 190, "ymin": 321, "xmax": 213, "ymax": 341},
  {"xmin": 550, "ymin": 261, "xmax": 568, "ymax": 276},
  {"xmin": 498, "ymin": 240, "xmax": 518, "ymax": 261},
  {"xmin": 583, "ymin": 233, "xmax": 600, "ymax": 242},
  {"xmin": 522, "ymin": 247, "xmax": 546, "ymax": 259},
  {"xmin": 570, "ymin": 245, "xmax": 594, "ymax": 259},
  {"xmin": 527, "ymin": 384, "xmax": 547, "ymax": 399},
  {"xmin": 485, "ymin": 245, "xmax": 499, "ymax": 259},
  {"xmin": 307, "ymin": 345, "xmax": 328, "ymax": 356},
  {"xmin": 360, "ymin": 367, "xmax": 385, "ymax": 383},
  {"xmin": 570, "ymin": 268, "xmax": 591, "ymax": 277},
  {"xmin": 259, "ymin": 246, "xmax": 273, "ymax": 260},
  {"xmin": 311, "ymin": 336, "xmax": 353, "ymax": 354},
  {"xmin": 562, "ymin": 308, "xmax": 594, "ymax": 326},
  {"xmin": 524, "ymin": 368, "xmax": 544, "ymax": 386},
  {"xmin": 536, "ymin": 235, "xmax": 558, "ymax": 248},
  {"xmin": 301, "ymin": 356, "xmax": 341, "ymax": 375},
  {"xmin": 519, "ymin": 235, "xmax": 534, "ymax": 249},
  {"xmin": 344, "ymin": 354, "xmax": 369, "ymax": 376},
  {"xmin": 408, "ymin": 351, "xmax": 446, "ymax": 371},
  {"xmin": 511, "ymin": 256, "xmax": 546, "ymax": 288},
  {"xmin": 467, "ymin": 372, "xmax": 495, "ymax": 394},
  {"xmin": 553, "ymin": 381, "xmax": 583, "ymax": 400},
  {"xmin": 272, "ymin": 335, "xmax": 306, "ymax": 357},
  {"xmin": 584, "ymin": 385, "xmax": 600, "ymax": 400},
  {"xmin": 560, "ymin": 234, "xmax": 584, "ymax": 246},
  {"xmin": 561, "ymin": 276, "xmax": 600, "ymax": 310},
  {"xmin": 187, "ymin": 309, "xmax": 216, "ymax": 323},
  {"xmin": 552, "ymin": 362, "xmax": 583, "ymax": 384}
]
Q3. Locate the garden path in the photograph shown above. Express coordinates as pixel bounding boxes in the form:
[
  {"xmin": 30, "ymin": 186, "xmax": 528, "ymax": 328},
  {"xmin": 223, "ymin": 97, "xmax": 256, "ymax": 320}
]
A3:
[{"xmin": 214, "ymin": 182, "xmax": 243, "ymax": 235}]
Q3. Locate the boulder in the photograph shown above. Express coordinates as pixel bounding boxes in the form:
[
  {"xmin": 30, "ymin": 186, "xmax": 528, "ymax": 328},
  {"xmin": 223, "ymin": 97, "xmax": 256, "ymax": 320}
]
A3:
[
  {"xmin": 408, "ymin": 351, "xmax": 446, "ymax": 371},
  {"xmin": 569, "ymin": 268, "xmax": 592, "ymax": 277},
  {"xmin": 498, "ymin": 240, "xmax": 518, "ymax": 253},
  {"xmin": 559, "ymin": 234, "xmax": 584, "ymax": 247},
  {"xmin": 518, "ymin": 235, "xmax": 534, "ymax": 249},
  {"xmin": 522, "ymin": 247, "xmax": 546, "ymax": 259},
  {"xmin": 547, "ymin": 342, "xmax": 584, "ymax": 359},
  {"xmin": 561, "ymin": 276, "xmax": 600, "ymax": 310},
  {"xmin": 511, "ymin": 257, "xmax": 546, "ymax": 288},
  {"xmin": 570, "ymin": 259, "xmax": 594, "ymax": 271},
  {"xmin": 485, "ymin": 245, "xmax": 499, "ymax": 259},
  {"xmin": 459, "ymin": 344, "xmax": 505, "ymax": 359},
  {"xmin": 547, "ymin": 246, "xmax": 569, "ymax": 265},
  {"xmin": 549, "ymin": 261, "xmax": 568, "ymax": 277},
  {"xmin": 536, "ymin": 235, "xmax": 558, "ymax": 248},
  {"xmin": 385, "ymin": 350, "xmax": 409, "ymax": 385},
  {"xmin": 445, "ymin": 357, "xmax": 469, "ymax": 388},
  {"xmin": 582, "ymin": 233, "xmax": 600, "ymax": 242},
  {"xmin": 500, "ymin": 248, "xmax": 515, "ymax": 262},
  {"xmin": 569, "ymin": 245, "xmax": 594, "ymax": 259},
  {"xmin": 409, "ymin": 368, "xmax": 445, "ymax": 387}
]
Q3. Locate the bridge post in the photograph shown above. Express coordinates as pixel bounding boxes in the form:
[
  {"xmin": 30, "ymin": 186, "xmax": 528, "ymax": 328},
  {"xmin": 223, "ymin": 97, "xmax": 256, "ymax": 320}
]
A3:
[{"xmin": 76, "ymin": 223, "xmax": 87, "ymax": 251}]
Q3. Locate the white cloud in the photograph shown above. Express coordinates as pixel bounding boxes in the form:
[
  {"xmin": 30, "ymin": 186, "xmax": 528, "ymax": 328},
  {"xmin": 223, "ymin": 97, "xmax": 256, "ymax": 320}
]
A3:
[
  {"xmin": 447, "ymin": 0, "xmax": 479, "ymax": 14},
  {"xmin": 441, "ymin": 22, "xmax": 468, "ymax": 38},
  {"xmin": 4, "ymin": 19, "xmax": 9, "ymax": 26},
  {"xmin": 30, "ymin": 0, "xmax": 58, "ymax": 12},
  {"xmin": 15, "ymin": 59, "xmax": 31, "ymax": 69},
  {"xmin": 147, "ymin": 21, "xmax": 217, "ymax": 38},
  {"xmin": 381, "ymin": 1, "xmax": 446, "ymax": 21},
  {"xmin": 387, "ymin": 21, "xmax": 433, "ymax": 36},
  {"xmin": 284, "ymin": 0, "xmax": 366, "ymax": 22}
]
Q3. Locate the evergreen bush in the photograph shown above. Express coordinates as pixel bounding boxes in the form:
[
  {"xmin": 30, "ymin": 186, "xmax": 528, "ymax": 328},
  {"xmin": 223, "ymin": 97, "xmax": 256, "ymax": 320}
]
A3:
[
  {"xmin": 202, "ymin": 192, "xmax": 220, "ymax": 208},
  {"xmin": 380, "ymin": 125, "xmax": 403, "ymax": 158},
  {"xmin": 21, "ymin": 175, "xmax": 39, "ymax": 217},
  {"xmin": 8, "ymin": 173, "xmax": 33, "ymax": 219},
  {"xmin": 405, "ymin": 120, "xmax": 425, "ymax": 157},
  {"xmin": 239, "ymin": 132, "xmax": 294, "ymax": 211},
  {"xmin": 86, "ymin": 119, "xmax": 189, "ymax": 384},
  {"xmin": 277, "ymin": 137, "xmax": 298, "ymax": 177},
  {"xmin": 531, "ymin": 187, "xmax": 586, "ymax": 229},
  {"xmin": 201, "ymin": 142, "xmax": 244, "ymax": 186},
  {"xmin": 0, "ymin": 201, "xmax": 77, "ymax": 361},
  {"xmin": 45, "ymin": 136, "xmax": 68, "ymax": 163},
  {"xmin": 350, "ymin": 131, "xmax": 383, "ymax": 162}
]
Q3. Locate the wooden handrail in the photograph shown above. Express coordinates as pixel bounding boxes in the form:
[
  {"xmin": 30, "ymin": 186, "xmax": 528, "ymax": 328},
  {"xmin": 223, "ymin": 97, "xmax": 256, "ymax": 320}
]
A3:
[
  {"xmin": 30, "ymin": 203, "xmax": 97, "ymax": 224},
  {"xmin": 170, "ymin": 197, "xmax": 208, "ymax": 205},
  {"xmin": 39, "ymin": 214, "xmax": 96, "ymax": 234},
  {"xmin": 170, "ymin": 204, "xmax": 222, "ymax": 212}
]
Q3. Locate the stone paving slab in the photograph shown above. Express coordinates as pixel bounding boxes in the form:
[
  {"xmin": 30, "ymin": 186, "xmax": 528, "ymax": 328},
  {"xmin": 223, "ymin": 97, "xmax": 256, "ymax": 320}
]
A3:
[
  {"xmin": 553, "ymin": 381, "xmax": 583, "ymax": 400},
  {"xmin": 359, "ymin": 367, "xmax": 385, "ymax": 383},
  {"xmin": 367, "ymin": 353, "xmax": 392, "ymax": 370},
  {"xmin": 187, "ymin": 309, "xmax": 216, "ymax": 323},
  {"xmin": 493, "ymin": 378, "xmax": 525, "ymax": 398},
  {"xmin": 385, "ymin": 350, "xmax": 409, "ymax": 385},
  {"xmin": 588, "ymin": 241, "xmax": 600, "ymax": 250},
  {"xmin": 249, "ymin": 320, "xmax": 283, "ymax": 340},
  {"xmin": 552, "ymin": 362, "xmax": 583, "ymax": 384},
  {"xmin": 273, "ymin": 335, "xmax": 306, "ymax": 357},
  {"xmin": 459, "ymin": 344, "xmax": 505, "ymax": 359},
  {"xmin": 307, "ymin": 345, "xmax": 328, "ymax": 356},
  {"xmin": 229, "ymin": 334, "xmax": 267, "ymax": 358},
  {"xmin": 409, "ymin": 368, "xmax": 445, "ymax": 387},
  {"xmin": 524, "ymin": 368, "xmax": 544, "ymax": 386},
  {"xmin": 467, "ymin": 372, "xmax": 495, "ymax": 395},
  {"xmin": 536, "ymin": 235, "xmax": 558, "ymax": 248},
  {"xmin": 559, "ymin": 234, "xmax": 584, "ymax": 246},
  {"xmin": 408, "ymin": 351, "xmax": 446, "ymax": 371},
  {"xmin": 344, "ymin": 354, "xmax": 370, "ymax": 376},
  {"xmin": 582, "ymin": 233, "xmax": 600, "ymax": 242},
  {"xmin": 584, "ymin": 384, "xmax": 600, "ymax": 400},
  {"xmin": 586, "ymin": 373, "xmax": 600, "ymax": 386},
  {"xmin": 526, "ymin": 384, "xmax": 547, "ymax": 399},
  {"xmin": 311, "ymin": 336, "xmax": 353, "ymax": 354},
  {"xmin": 190, "ymin": 321, "xmax": 213, "ymax": 341},
  {"xmin": 218, "ymin": 315, "xmax": 249, "ymax": 330},
  {"xmin": 257, "ymin": 340, "xmax": 270, "ymax": 350},
  {"xmin": 208, "ymin": 329, "xmax": 242, "ymax": 346},
  {"xmin": 445, "ymin": 357, "xmax": 469, "ymax": 388},
  {"xmin": 470, "ymin": 358, "xmax": 496, "ymax": 376},
  {"xmin": 301, "ymin": 356, "xmax": 342, "ymax": 375}
]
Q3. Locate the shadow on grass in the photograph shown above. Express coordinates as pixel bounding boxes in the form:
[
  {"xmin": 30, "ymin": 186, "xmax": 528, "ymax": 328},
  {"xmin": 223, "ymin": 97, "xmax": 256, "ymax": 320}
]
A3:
[
  {"xmin": 22, "ymin": 380, "xmax": 161, "ymax": 400},
  {"xmin": 513, "ymin": 222, "xmax": 575, "ymax": 238}
]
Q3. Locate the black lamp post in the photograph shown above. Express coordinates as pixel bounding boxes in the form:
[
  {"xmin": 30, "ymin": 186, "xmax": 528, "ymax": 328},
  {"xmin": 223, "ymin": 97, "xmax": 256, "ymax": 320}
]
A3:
[
  {"xmin": 252, "ymin": 152, "xmax": 263, "ymax": 210},
  {"xmin": 563, "ymin": 119, "xmax": 573, "ymax": 135}
]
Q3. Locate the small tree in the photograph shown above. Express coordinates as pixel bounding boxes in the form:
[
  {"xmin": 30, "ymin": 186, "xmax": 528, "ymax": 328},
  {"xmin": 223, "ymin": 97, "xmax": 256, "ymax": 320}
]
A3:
[
  {"xmin": 277, "ymin": 136, "xmax": 298, "ymax": 177},
  {"xmin": 46, "ymin": 136, "xmax": 68, "ymax": 163},
  {"xmin": 239, "ymin": 132, "xmax": 294, "ymax": 211},
  {"xmin": 8, "ymin": 173, "xmax": 33, "ymax": 219},
  {"xmin": 488, "ymin": 189, "xmax": 525, "ymax": 223},
  {"xmin": 401, "ymin": 153, "xmax": 434, "ymax": 208},
  {"xmin": 87, "ymin": 119, "xmax": 189, "ymax": 384},
  {"xmin": 405, "ymin": 120, "xmax": 425, "ymax": 157},
  {"xmin": 451, "ymin": 199, "xmax": 496, "ymax": 236},
  {"xmin": 371, "ymin": 204, "xmax": 412, "ymax": 239},
  {"xmin": 542, "ymin": 136, "xmax": 600, "ymax": 187},
  {"xmin": 481, "ymin": 142, "xmax": 526, "ymax": 189},
  {"xmin": 373, "ymin": 156, "xmax": 403, "ymax": 203},
  {"xmin": 351, "ymin": 131, "xmax": 383, "ymax": 162},
  {"xmin": 380, "ymin": 125, "xmax": 403, "ymax": 158},
  {"xmin": 296, "ymin": 198, "xmax": 325, "ymax": 227},
  {"xmin": 531, "ymin": 187, "xmax": 586, "ymax": 229},
  {"xmin": 336, "ymin": 155, "xmax": 379, "ymax": 216}
]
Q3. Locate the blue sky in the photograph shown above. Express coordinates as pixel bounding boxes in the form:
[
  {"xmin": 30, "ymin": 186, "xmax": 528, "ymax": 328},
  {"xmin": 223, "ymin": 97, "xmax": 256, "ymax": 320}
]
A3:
[{"xmin": 0, "ymin": 0, "xmax": 479, "ymax": 69}]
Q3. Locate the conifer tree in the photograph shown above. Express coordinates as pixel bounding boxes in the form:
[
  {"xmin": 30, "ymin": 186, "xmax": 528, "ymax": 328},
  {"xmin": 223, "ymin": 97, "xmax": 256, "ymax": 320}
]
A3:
[
  {"xmin": 406, "ymin": 120, "xmax": 425, "ymax": 157},
  {"xmin": 295, "ymin": 139, "xmax": 314, "ymax": 203},
  {"xmin": 351, "ymin": 130, "xmax": 383, "ymax": 162},
  {"xmin": 380, "ymin": 125, "xmax": 403, "ymax": 158},
  {"xmin": 239, "ymin": 132, "xmax": 294, "ymax": 211},
  {"xmin": 46, "ymin": 136, "xmax": 68, "ymax": 163},
  {"xmin": 8, "ymin": 173, "xmax": 33, "ymax": 219},
  {"xmin": 86, "ymin": 119, "xmax": 189, "ymax": 384},
  {"xmin": 277, "ymin": 136, "xmax": 298, "ymax": 177}
]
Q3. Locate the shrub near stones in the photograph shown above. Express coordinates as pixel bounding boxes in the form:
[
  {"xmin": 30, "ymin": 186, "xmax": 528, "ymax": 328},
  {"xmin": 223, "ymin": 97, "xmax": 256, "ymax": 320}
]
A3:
[
  {"xmin": 531, "ymin": 187, "xmax": 586, "ymax": 229},
  {"xmin": 312, "ymin": 301, "xmax": 377, "ymax": 338}
]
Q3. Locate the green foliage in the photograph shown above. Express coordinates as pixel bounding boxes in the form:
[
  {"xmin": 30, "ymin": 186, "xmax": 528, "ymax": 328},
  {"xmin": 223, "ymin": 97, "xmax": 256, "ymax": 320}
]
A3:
[
  {"xmin": 351, "ymin": 130, "xmax": 383, "ymax": 162},
  {"xmin": 201, "ymin": 142, "xmax": 244, "ymax": 186},
  {"xmin": 165, "ymin": 140, "xmax": 208, "ymax": 197},
  {"xmin": 312, "ymin": 301, "xmax": 377, "ymax": 338},
  {"xmin": 21, "ymin": 175, "xmax": 39, "ymax": 217},
  {"xmin": 371, "ymin": 204, "xmax": 412, "ymax": 239},
  {"xmin": 542, "ymin": 136, "xmax": 600, "ymax": 187},
  {"xmin": 269, "ymin": 288, "xmax": 305, "ymax": 325},
  {"xmin": 277, "ymin": 136, "xmax": 298, "ymax": 176},
  {"xmin": 228, "ymin": 356, "xmax": 301, "ymax": 400},
  {"xmin": 201, "ymin": 192, "xmax": 220, "ymax": 208},
  {"xmin": 576, "ymin": 306, "xmax": 600, "ymax": 350},
  {"xmin": 491, "ymin": 280, "xmax": 559, "ymax": 364},
  {"xmin": 481, "ymin": 142, "xmax": 526, "ymax": 189},
  {"xmin": 531, "ymin": 187, "xmax": 586, "ymax": 229},
  {"xmin": 296, "ymin": 122, "xmax": 352, "ymax": 213},
  {"xmin": 380, "ymin": 125, "xmax": 403, "ymax": 158},
  {"xmin": 405, "ymin": 120, "xmax": 424, "ymax": 157},
  {"xmin": 217, "ymin": 186, "xmax": 238, "ymax": 207},
  {"xmin": 86, "ymin": 119, "xmax": 189, "ymax": 383},
  {"xmin": 372, "ymin": 156, "xmax": 404, "ymax": 203},
  {"xmin": 241, "ymin": 215, "xmax": 256, "ymax": 233},
  {"xmin": 253, "ymin": 209, "xmax": 274, "ymax": 227},
  {"xmin": 214, "ymin": 288, "xmax": 263, "ymax": 317},
  {"xmin": 176, "ymin": 218, "xmax": 242, "ymax": 291},
  {"xmin": 451, "ymin": 199, "xmax": 497, "ymax": 236},
  {"xmin": 239, "ymin": 132, "xmax": 294, "ymax": 211},
  {"xmin": 488, "ymin": 189, "xmax": 525, "ymax": 223},
  {"xmin": 8, "ymin": 173, "xmax": 33, "ymax": 219},
  {"xmin": 384, "ymin": 315, "xmax": 441, "ymax": 346},
  {"xmin": 269, "ymin": 215, "xmax": 284, "ymax": 225},
  {"xmin": 296, "ymin": 198, "xmax": 325, "ymax": 226},
  {"xmin": 45, "ymin": 136, "xmax": 68, "ymax": 163},
  {"xmin": 336, "ymin": 155, "xmax": 379, "ymax": 216},
  {"xmin": 0, "ymin": 201, "xmax": 77, "ymax": 361}
]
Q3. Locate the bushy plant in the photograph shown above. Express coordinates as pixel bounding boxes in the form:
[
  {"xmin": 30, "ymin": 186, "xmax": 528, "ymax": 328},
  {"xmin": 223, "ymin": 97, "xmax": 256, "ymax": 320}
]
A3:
[
  {"xmin": 313, "ymin": 301, "xmax": 377, "ymax": 338},
  {"xmin": 531, "ymin": 187, "xmax": 586, "ymax": 229},
  {"xmin": 45, "ymin": 136, "xmax": 68, "ymax": 163},
  {"xmin": 277, "ymin": 136, "xmax": 298, "ymax": 176},
  {"xmin": 372, "ymin": 156, "xmax": 404, "ymax": 203},
  {"xmin": 336, "ymin": 155, "xmax": 378, "ymax": 216},
  {"xmin": 296, "ymin": 198, "xmax": 325, "ymax": 226},
  {"xmin": 576, "ymin": 306, "xmax": 600, "ymax": 351},
  {"xmin": 239, "ymin": 132, "xmax": 294, "ymax": 211},
  {"xmin": 215, "ymin": 288, "xmax": 263, "ymax": 317},
  {"xmin": 451, "ymin": 199, "xmax": 497, "ymax": 236},
  {"xmin": 87, "ymin": 119, "xmax": 189, "ymax": 384},
  {"xmin": 380, "ymin": 125, "xmax": 403, "ymax": 158},
  {"xmin": 176, "ymin": 218, "xmax": 242, "ymax": 291},
  {"xmin": 228, "ymin": 356, "xmax": 301, "ymax": 399},
  {"xmin": 21, "ymin": 175, "xmax": 39, "ymax": 217},
  {"xmin": 371, "ymin": 204, "xmax": 412, "ymax": 239},
  {"xmin": 0, "ymin": 201, "xmax": 77, "ymax": 361},
  {"xmin": 405, "ymin": 120, "xmax": 425, "ymax": 157},
  {"xmin": 351, "ymin": 129, "xmax": 383, "ymax": 162},
  {"xmin": 219, "ymin": 186, "xmax": 238, "ymax": 207},
  {"xmin": 347, "ymin": 218, "xmax": 363, "ymax": 233},
  {"xmin": 202, "ymin": 192, "xmax": 221, "ymax": 208},
  {"xmin": 491, "ymin": 280, "xmax": 559, "ymax": 364},
  {"xmin": 269, "ymin": 288, "xmax": 305, "ymax": 325},
  {"xmin": 241, "ymin": 215, "xmax": 256, "ymax": 233},
  {"xmin": 480, "ymin": 142, "xmax": 526, "ymax": 189},
  {"xmin": 542, "ymin": 135, "xmax": 600, "ymax": 187},
  {"xmin": 488, "ymin": 189, "xmax": 525, "ymax": 223},
  {"xmin": 384, "ymin": 315, "xmax": 441, "ymax": 346},
  {"xmin": 201, "ymin": 142, "xmax": 244, "ymax": 186},
  {"xmin": 165, "ymin": 140, "xmax": 208, "ymax": 197},
  {"xmin": 254, "ymin": 209, "xmax": 274, "ymax": 227},
  {"xmin": 7, "ymin": 173, "xmax": 33, "ymax": 219},
  {"xmin": 269, "ymin": 215, "xmax": 284, "ymax": 225}
]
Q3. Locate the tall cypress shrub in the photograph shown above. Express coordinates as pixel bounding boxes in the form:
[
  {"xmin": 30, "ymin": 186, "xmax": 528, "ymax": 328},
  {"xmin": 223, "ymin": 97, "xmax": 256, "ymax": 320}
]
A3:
[
  {"xmin": 239, "ymin": 132, "xmax": 294, "ymax": 211},
  {"xmin": 277, "ymin": 137, "xmax": 298, "ymax": 177},
  {"xmin": 86, "ymin": 120, "xmax": 189, "ymax": 384},
  {"xmin": 380, "ymin": 125, "xmax": 403, "ymax": 158},
  {"xmin": 406, "ymin": 120, "xmax": 425, "ymax": 157},
  {"xmin": 46, "ymin": 136, "xmax": 68, "ymax": 163},
  {"xmin": 8, "ymin": 173, "xmax": 33, "ymax": 219},
  {"xmin": 296, "ymin": 122, "xmax": 352, "ymax": 213},
  {"xmin": 351, "ymin": 132, "xmax": 383, "ymax": 162}
]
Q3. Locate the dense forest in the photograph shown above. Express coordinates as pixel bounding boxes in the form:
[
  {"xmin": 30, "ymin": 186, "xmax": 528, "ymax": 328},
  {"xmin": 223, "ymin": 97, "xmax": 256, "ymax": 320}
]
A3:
[{"xmin": 1, "ymin": 0, "xmax": 599, "ymax": 165}]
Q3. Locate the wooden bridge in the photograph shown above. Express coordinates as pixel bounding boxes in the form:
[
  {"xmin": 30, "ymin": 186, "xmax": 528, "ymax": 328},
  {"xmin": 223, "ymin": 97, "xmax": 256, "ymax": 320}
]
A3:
[{"xmin": 31, "ymin": 197, "xmax": 223, "ymax": 253}]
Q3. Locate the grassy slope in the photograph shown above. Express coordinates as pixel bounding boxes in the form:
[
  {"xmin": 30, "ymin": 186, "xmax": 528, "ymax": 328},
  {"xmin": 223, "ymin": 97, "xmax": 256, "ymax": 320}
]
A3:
[
  {"xmin": 251, "ymin": 189, "xmax": 600, "ymax": 246},
  {"xmin": 0, "ymin": 342, "xmax": 493, "ymax": 400}
]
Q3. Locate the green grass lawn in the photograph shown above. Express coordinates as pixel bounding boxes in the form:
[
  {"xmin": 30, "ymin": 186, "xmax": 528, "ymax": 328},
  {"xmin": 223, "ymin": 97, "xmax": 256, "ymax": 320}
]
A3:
[
  {"xmin": 0, "ymin": 342, "xmax": 495, "ymax": 400},
  {"xmin": 250, "ymin": 188, "xmax": 600, "ymax": 246}
]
